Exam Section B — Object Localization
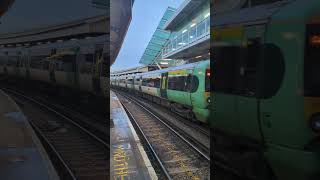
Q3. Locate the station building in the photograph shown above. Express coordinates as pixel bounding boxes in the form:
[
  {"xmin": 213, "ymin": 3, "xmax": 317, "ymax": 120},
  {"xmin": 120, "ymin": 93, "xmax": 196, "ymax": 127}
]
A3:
[
  {"xmin": 111, "ymin": 0, "xmax": 210, "ymax": 76},
  {"xmin": 140, "ymin": 0, "xmax": 210, "ymax": 68}
]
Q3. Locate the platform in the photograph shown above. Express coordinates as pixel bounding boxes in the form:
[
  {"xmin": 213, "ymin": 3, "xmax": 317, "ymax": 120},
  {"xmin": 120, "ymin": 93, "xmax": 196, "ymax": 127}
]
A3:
[
  {"xmin": 110, "ymin": 91, "xmax": 157, "ymax": 180},
  {"xmin": 0, "ymin": 89, "xmax": 59, "ymax": 180}
]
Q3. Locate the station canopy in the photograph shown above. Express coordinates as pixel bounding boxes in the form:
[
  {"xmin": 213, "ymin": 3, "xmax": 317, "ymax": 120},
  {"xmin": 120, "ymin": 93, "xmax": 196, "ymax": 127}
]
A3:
[{"xmin": 139, "ymin": 7, "xmax": 176, "ymax": 65}]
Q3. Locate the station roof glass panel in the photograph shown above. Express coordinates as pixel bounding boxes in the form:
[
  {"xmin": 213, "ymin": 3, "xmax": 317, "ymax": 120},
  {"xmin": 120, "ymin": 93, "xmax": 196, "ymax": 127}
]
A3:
[
  {"xmin": 139, "ymin": 7, "xmax": 176, "ymax": 65},
  {"xmin": 164, "ymin": 0, "xmax": 208, "ymax": 30}
]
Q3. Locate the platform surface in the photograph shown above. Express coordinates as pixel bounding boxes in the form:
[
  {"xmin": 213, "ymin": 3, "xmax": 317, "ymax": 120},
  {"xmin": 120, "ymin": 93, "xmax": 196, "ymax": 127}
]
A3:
[
  {"xmin": 0, "ymin": 89, "xmax": 59, "ymax": 180},
  {"xmin": 110, "ymin": 91, "xmax": 157, "ymax": 180}
]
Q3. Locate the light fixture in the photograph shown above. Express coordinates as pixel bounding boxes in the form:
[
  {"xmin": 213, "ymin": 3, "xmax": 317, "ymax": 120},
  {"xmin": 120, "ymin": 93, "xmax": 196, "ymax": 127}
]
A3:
[
  {"xmin": 182, "ymin": 29, "xmax": 187, "ymax": 33},
  {"xmin": 161, "ymin": 58, "xmax": 172, "ymax": 61},
  {"xmin": 190, "ymin": 23, "xmax": 196, "ymax": 28},
  {"xmin": 205, "ymin": 12, "xmax": 210, "ymax": 18},
  {"xmin": 195, "ymin": 55, "xmax": 202, "ymax": 59},
  {"xmin": 160, "ymin": 62, "xmax": 169, "ymax": 65},
  {"xmin": 190, "ymin": 35, "xmax": 194, "ymax": 38}
]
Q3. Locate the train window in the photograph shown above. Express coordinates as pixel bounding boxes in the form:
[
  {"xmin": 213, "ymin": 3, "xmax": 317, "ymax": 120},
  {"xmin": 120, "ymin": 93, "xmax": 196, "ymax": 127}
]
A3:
[
  {"xmin": 185, "ymin": 75, "xmax": 199, "ymax": 93},
  {"xmin": 236, "ymin": 38, "xmax": 260, "ymax": 96},
  {"xmin": 30, "ymin": 56, "xmax": 47, "ymax": 69},
  {"xmin": 257, "ymin": 43, "xmax": 284, "ymax": 99},
  {"xmin": 0, "ymin": 56, "xmax": 6, "ymax": 65},
  {"xmin": 134, "ymin": 78, "xmax": 140, "ymax": 85},
  {"xmin": 213, "ymin": 38, "xmax": 260, "ymax": 97},
  {"xmin": 7, "ymin": 56, "xmax": 18, "ymax": 67},
  {"xmin": 55, "ymin": 55, "xmax": 76, "ymax": 72},
  {"xmin": 305, "ymin": 24, "xmax": 320, "ymax": 96},
  {"xmin": 168, "ymin": 76, "xmax": 187, "ymax": 91},
  {"xmin": 142, "ymin": 77, "xmax": 160, "ymax": 88},
  {"xmin": 127, "ymin": 79, "xmax": 134, "ymax": 84},
  {"xmin": 213, "ymin": 46, "xmax": 240, "ymax": 93},
  {"xmin": 80, "ymin": 54, "xmax": 93, "ymax": 74},
  {"xmin": 100, "ymin": 62, "xmax": 108, "ymax": 77},
  {"xmin": 42, "ymin": 61, "xmax": 49, "ymax": 70}
]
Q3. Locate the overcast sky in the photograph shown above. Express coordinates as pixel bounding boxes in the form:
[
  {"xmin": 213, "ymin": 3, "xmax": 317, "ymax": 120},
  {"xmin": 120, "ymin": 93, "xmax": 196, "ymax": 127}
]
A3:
[{"xmin": 111, "ymin": 0, "xmax": 184, "ymax": 71}]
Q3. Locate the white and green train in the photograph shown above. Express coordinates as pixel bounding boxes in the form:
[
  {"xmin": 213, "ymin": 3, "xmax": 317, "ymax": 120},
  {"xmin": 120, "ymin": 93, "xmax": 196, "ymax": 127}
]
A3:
[
  {"xmin": 0, "ymin": 35, "xmax": 109, "ymax": 97},
  {"xmin": 111, "ymin": 60, "xmax": 210, "ymax": 123}
]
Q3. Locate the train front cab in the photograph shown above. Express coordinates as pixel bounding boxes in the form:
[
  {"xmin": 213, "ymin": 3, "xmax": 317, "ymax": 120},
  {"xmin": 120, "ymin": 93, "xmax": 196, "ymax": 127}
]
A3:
[
  {"xmin": 190, "ymin": 60, "xmax": 210, "ymax": 123},
  {"xmin": 161, "ymin": 61, "xmax": 210, "ymax": 123},
  {"xmin": 264, "ymin": 4, "xmax": 320, "ymax": 180},
  {"xmin": 212, "ymin": 2, "xmax": 320, "ymax": 179}
]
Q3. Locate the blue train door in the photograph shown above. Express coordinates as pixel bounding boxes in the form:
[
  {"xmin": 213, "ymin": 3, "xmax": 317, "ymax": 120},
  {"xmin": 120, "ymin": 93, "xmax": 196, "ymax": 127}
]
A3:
[{"xmin": 160, "ymin": 72, "xmax": 168, "ymax": 98}]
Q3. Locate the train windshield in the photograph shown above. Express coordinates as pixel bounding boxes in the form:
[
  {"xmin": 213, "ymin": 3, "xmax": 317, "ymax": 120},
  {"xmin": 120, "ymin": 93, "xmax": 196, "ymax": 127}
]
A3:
[{"xmin": 305, "ymin": 24, "xmax": 320, "ymax": 96}]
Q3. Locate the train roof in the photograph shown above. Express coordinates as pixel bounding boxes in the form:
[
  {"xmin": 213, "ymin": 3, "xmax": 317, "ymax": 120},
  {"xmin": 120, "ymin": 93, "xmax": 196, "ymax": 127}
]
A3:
[
  {"xmin": 212, "ymin": 1, "xmax": 289, "ymax": 27},
  {"xmin": 213, "ymin": 0, "xmax": 320, "ymax": 27},
  {"xmin": 129, "ymin": 60, "xmax": 210, "ymax": 78},
  {"xmin": 0, "ymin": 35, "xmax": 107, "ymax": 55}
]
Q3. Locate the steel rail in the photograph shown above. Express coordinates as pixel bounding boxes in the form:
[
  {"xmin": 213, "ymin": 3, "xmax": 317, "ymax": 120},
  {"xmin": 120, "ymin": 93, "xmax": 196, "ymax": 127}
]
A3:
[
  {"xmin": 3, "ymin": 88, "xmax": 110, "ymax": 150},
  {"xmin": 117, "ymin": 91, "xmax": 210, "ymax": 162},
  {"xmin": 121, "ymin": 101, "xmax": 173, "ymax": 180}
]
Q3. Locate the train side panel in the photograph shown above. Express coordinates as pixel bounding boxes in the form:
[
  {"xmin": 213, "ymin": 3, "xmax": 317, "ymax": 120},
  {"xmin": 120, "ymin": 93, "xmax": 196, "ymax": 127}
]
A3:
[{"xmin": 29, "ymin": 69, "xmax": 50, "ymax": 82}]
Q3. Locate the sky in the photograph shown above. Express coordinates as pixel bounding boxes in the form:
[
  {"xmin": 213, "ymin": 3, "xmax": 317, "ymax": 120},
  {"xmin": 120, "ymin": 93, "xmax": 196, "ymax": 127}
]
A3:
[{"xmin": 111, "ymin": 0, "xmax": 184, "ymax": 71}]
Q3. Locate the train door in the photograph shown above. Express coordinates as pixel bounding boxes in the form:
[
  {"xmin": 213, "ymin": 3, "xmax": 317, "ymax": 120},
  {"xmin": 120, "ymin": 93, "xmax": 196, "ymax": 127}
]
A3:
[
  {"xmin": 186, "ymin": 69, "xmax": 195, "ymax": 106},
  {"xmin": 26, "ymin": 51, "xmax": 30, "ymax": 79},
  {"xmin": 160, "ymin": 72, "xmax": 168, "ymax": 98},
  {"xmin": 74, "ymin": 48, "xmax": 80, "ymax": 89},
  {"xmin": 236, "ymin": 25, "xmax": 265, "ymax": 140},
  {"xmin": 49, "ymin": 61, "xmax": 56, "ymax": 83},
  {"xmin": 139, "ymin": 76, "xmax": 142, "ymax": 91},
  {"xmin": 49, "ymin": 49, "xmax": 56, "ymax": 83},
  {"xmin": 3, "ymin": 52, "xmax": 8, "ymax": 75},
  {"xmin": 15, "ymin": 53, "xmax": 21, "ymax": 76},
  {"xmin": 92, "ymin": 47, "xmax": 103, "ymax": 94}
]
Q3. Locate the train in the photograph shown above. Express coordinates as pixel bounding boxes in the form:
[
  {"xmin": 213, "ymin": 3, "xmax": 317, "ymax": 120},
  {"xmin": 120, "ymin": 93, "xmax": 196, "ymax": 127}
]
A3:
[
  {"xmin": 111, "ymin": 60, "xmax": 210, "ymax": 123},
  {"xmin": 0, "ymin": 35, "xmax": 109, "ymax": 98},
  {"xmin": 212, "ymin": 1, "xmax": 320, "ymax": 180}
]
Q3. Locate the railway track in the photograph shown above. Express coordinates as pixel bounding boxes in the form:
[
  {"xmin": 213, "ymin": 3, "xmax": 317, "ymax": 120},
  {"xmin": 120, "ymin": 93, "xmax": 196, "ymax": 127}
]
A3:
[
  {"xmin": 115, "ymin": 89, "xmax": 210, "ymax": 155},
  {"xmin": 116, "ymin": 91, "xmax": 210, "ymax": 180},
  {"xmin": 114, "ymin": 90, "xmax": 249, "ymax": 180},
  {"xmin": 2, "ymin": 88, "xmax": 109, "ymax": 180}
]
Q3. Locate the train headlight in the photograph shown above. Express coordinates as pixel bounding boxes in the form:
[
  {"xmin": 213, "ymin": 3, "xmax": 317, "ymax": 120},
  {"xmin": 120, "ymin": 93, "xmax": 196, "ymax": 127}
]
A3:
[
  {"xmin": 207, "ymin": 97, "xmax": 211, "ymax": 104},
  {"xmin": 310, "ymin": 114, "xmax": 320, "ymax": 133}
]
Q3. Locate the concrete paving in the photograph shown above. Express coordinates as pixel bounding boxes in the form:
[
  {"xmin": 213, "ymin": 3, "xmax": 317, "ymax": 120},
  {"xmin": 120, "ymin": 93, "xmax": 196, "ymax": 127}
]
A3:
[
  {"xmin": 110, "ymin": 91, "xmax": 157, "ymax": 180},
  {"xmin": 0, "ymin": 89, "xmax": 59, "ymax": 180}
]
